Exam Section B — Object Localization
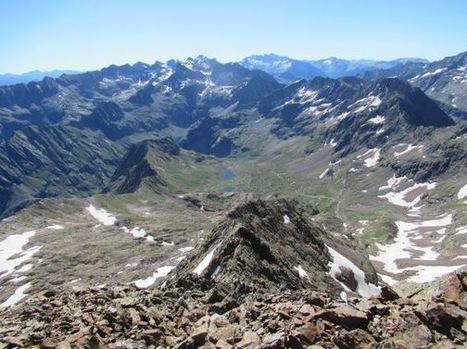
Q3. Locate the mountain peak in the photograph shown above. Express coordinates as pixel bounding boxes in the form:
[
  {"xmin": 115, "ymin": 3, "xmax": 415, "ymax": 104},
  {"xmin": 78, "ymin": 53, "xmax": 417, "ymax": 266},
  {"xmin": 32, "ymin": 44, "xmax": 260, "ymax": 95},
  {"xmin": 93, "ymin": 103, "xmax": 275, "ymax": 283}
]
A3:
[{"xmin": 106, "ymin": 137, "xmax": 180, "ymax": 194}]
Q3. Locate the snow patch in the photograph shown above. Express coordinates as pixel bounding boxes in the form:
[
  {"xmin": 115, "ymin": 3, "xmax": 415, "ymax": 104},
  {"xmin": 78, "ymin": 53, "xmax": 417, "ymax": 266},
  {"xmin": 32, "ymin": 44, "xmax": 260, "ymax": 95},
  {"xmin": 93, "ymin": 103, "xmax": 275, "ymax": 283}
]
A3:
[
  {"xmin": 133, "ymin": 266, "xmax": 175, "ymax": 288},
  {"xmin": 318, "ymin": 168, "xmax": 330, "ymax": 179},
  {"xmin": 357, "ymin": 148, "xmax": 381, "ymax": 168},
  {"xmin": 45, "ymin": 225, "xmax": 64, "ymax": 230},
  {"xmin": 178, "ymin": 246, "xmax": 194, "ymax": 253},
  {"xmin": 394, "ymin": 144, "xmax": 423, "ymax": 157},
  {"xmin": 85, "ymin": 205, "xmax": 117, "ymax": 225},
  {"xmin": 326, "ymin": 245, "xmax": 380, "ymax": 297},
  {"xmin": 378, "ymin": 182, "xmax": 436, "ymax": 209},
  {"xmin": 0, "ymin": 282, "xmax": 32, "ymax": 309},
  {"xmin": 193, "ymin": 242, "xmax": 222, "ymax": 275},
  {"xmin": 379, "ymin": 175, "xmax": 407, "ymax": 191},
  {"xmin": 294, "ymin": 265, "xmax": 308, "ymax": 278},
  {"xmin": 283, "ymin": 214, "xmax": 291, "ymax": 224},
  {"xmin": 457, "ymin": 184, "xmax": 467, "ymax": 201},
  {"xmin": 367, "ymin": 115, "xmax": 385, "ymax": 124},
  {"xmin": 0, "ymin": 231, "xmax": 41, "ymax": 280}
]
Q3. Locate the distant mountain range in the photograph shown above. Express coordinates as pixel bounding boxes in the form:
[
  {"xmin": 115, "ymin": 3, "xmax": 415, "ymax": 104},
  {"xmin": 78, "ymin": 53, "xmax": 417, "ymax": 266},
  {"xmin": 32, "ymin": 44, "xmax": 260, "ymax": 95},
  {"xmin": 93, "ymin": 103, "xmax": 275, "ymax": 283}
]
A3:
[
  {"xmin": 0, "ymin": 51, "xmax": 465, "ymax": 217},
  {"xmin": 240, "ymin": 54, "xmax": 429, "ymax": 81},
  {"xmin": 0, "ymin": 70, "xmax": 81, "ymax": 85}
]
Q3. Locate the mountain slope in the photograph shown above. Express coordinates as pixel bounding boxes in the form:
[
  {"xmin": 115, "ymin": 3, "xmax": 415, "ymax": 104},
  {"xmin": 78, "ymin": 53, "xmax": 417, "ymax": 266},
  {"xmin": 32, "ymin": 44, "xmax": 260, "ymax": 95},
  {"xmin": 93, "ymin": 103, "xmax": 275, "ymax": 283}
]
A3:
[
  {"xmin": 362, "ymin": 51, "xmax": 467, "ymax": 115},
  {"xmin": 106, "ymin": 137, "xmax": 180, "ymax": 194},
  {"xmin": 0, "ymin": 125, "xmax": 123, "ymax": 217}
]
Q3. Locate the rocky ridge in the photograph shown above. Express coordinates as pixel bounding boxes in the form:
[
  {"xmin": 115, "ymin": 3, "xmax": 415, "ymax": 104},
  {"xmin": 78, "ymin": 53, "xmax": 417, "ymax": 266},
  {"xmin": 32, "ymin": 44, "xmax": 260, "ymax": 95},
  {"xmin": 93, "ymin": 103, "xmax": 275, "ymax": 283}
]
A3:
[
  {"xmin": 0, "ymin": 271, "xmax": 465, "ymax": 348},
  {"xmin": 169, "ymin": 198, "xmax": 378, "ymax": 298}
]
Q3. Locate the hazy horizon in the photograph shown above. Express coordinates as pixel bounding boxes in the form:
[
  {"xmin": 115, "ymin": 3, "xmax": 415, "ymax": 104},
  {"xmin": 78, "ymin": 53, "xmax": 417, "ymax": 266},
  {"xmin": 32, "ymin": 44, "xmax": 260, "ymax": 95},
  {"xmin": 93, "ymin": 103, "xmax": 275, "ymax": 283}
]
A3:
[{"xmin": 1, "ymin": 0, "xmax": 466, "ymax": 74}]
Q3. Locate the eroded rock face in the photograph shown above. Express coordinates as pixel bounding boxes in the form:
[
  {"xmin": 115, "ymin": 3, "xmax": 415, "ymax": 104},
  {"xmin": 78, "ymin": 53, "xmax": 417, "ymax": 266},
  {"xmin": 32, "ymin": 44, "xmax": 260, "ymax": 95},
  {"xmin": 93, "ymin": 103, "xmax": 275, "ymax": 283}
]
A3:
[{"xmin": 0, "ymin": 275, "xmax": 465, "ymax": 348}]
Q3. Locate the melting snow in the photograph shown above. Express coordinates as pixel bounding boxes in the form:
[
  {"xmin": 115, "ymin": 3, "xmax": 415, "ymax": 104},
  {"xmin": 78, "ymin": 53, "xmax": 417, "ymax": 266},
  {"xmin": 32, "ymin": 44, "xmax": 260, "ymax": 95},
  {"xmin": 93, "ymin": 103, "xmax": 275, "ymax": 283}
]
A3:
[
  {"xmin": 407, "ymin": 265, "xmax": 464, "ymax": 283},
  {"xmin": 348, "ymin": 96, "xmax": 382, "ymax": 113},
  {"xmin": 283, "ymin": 215, "xmax": 291, "ymax": 224},
  {"xmin": 121, "ymin": 226, "xmax": 154, "ymax": 242},
  {"xmin": 0, "ymin": 282, "xmax": 32, "ymax": 309},
  {"xmin": 133, "ymin": 266, "xmax": 175, "ymax": 288},
  {"xmin": 367, "ymin": 116, "xmax": 385, "ymax": 124},
  {"xmin": 379, "ymin": 175, "xmax": 407, "ymax": 191},
  {"xmin": 161, "ymin": 241, "xmax": 175, "ymax": 246},
  {"xmin": 455, "ymin": 226, "xmax": 467, "ymax": 235},
  {"xmin": 326, "ymin": 245, "xmax": 380, "ymax": 297},
  {"xmin": 394, "ymin": 144, "xmax": 423, "ymax": 157},
  {"xmin": 0, "ymin": 231, "xmax": 41, "ymax": 280},
  {"xmin": 357, "ymin": 148, "xmax": 381, "ymax": 168},
  {"xmin": 193, "ymin": 242, "xmax": 222, "ymax": 275},
  {"xmin": 178, "ymin": 246, "xmax": 194, "ymax": 253},
  {"xmin": 370, "ymin": 214, "xmax": 460, "ymax": 284},
  {"xmin": 294, "ymin": 265, "xmax": 308, "ymax": 278},
  {"xmin": 378, "ymin": 182, "xmax": 436, "ymax": 209},
  {"xmin": 457, "ymin": 184, "xmax": 467, "ymax": 201},
  {"xmin": 85, "ymin": 205, "xmax": 117, "ymax": 225},
  {"xmin": 318, "ymin": 168, "xmax": 330, "ymax": 179},
  {"xmin": 45, "ymin": 225, "xmax": 64, "ymax": 230}
]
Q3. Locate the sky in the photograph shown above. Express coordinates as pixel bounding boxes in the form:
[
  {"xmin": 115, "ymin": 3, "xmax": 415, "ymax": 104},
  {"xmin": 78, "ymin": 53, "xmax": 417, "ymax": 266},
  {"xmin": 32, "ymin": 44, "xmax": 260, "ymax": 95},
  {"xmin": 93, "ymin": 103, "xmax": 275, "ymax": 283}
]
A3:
[{"xmin": 1, "ymin": 0, "xmax": 466, "ymax": 74}]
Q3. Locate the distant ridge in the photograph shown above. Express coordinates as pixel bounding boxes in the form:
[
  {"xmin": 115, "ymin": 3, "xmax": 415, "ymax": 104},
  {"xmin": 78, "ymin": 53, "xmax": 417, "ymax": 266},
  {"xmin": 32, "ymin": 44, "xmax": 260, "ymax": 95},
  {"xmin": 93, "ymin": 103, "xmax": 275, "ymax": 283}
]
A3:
[{"xmin": 0, "ymin": 69, "xmax": 81, "ymax": 86}]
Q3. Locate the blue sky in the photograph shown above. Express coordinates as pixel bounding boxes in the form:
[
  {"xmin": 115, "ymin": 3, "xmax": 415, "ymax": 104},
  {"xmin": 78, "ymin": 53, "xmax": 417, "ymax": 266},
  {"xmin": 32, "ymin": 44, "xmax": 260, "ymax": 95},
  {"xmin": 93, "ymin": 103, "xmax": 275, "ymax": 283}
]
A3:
[{"xmin": 1, "ymin": 0, "xmax": 466, "ymax": 73}]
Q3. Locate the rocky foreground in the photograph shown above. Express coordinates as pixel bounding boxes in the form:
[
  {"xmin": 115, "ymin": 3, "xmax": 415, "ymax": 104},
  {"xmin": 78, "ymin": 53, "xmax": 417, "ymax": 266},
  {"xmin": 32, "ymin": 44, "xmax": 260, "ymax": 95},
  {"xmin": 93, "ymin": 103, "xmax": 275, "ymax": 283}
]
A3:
[{"xmin": 0, "ymin": 272, "xmax": 466, "ymax": 349}]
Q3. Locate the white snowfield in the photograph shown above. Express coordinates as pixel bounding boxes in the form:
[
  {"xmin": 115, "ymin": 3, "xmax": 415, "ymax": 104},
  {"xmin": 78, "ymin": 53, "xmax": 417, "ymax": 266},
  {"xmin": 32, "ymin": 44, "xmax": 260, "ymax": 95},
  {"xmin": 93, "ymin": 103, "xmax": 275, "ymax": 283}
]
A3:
[
  {"xmin": 0, "ymin": 282, "xmax": 32, "ymax": 309},
  {"xmin": 378, "ymin": 180, "xmax": 436, "ymax": 209},
  {"xmin": 370, "ymin": 213, "xmax": 466, "ymax": 285},
  {"xmin": 133, "ymin": 266, "xmax": 175, "ymax": 288},
  {"xmin": 283, "ymin": 214, "xmax": 291, "ymax": 224},
  {"xmin": 0, "ymin": 230, "xmax": 42, "ymax": 309},
  {"xmin": 357, "ymin": 148, "xmax": 381, "ymax": 168},
  {"xmin": 326, "ymin": 245, "xmax": 380, "ymax": 297},
  {"xmin": 193, "ymin": 242, "xmax": 222, "ymax": 275},
  {"xmin": 85, "ymin": 204, "xmax": 117, "ymax": 225},
  {"xmin": 0, "ymin": 231, "xmax": 41, "ymax": 280}
]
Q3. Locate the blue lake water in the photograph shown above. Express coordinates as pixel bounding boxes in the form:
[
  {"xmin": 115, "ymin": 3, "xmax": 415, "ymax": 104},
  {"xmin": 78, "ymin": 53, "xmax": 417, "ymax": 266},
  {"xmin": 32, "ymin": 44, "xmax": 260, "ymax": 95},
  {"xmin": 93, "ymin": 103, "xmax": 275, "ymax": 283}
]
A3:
[
  {"xmin": 222, "ymin": 168, "xmax": 237, "ymax": 192},
  {"xmin": 222, "ymin": 168, "xmax": 236, "ymax": 180}
]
